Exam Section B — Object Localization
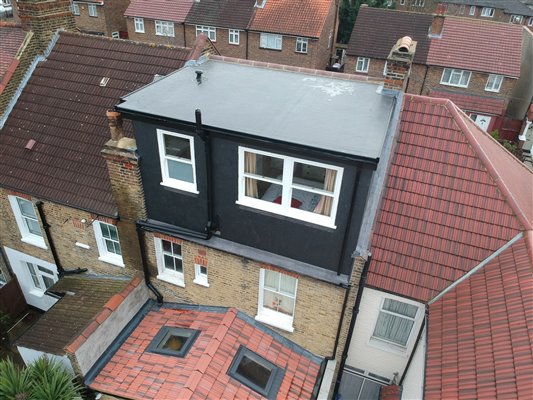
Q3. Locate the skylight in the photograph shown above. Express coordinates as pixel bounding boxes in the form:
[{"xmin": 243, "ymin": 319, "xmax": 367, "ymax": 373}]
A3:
[{"xmin": 146, "ymin": 326, "xmax": 199, "ymax": 357}]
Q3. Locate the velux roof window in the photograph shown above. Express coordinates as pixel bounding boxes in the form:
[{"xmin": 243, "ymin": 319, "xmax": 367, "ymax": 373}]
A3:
[
  {"xmin": 228, "ymin": 346, "xmax": 284, "ymax": 399},
  {"xmin": 146, "ymin": 327, "xmax": 199, "ymax": 357}
]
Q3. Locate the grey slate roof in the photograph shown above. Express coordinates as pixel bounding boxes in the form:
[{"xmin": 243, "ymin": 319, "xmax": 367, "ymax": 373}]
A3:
[
  {"xmin": 184, "ymin": 0, "xmax": 257, "ymax": 29},
  {"xmin": 16, "ymin": 275, "xmax": 129, "ymax": 355},
  {"xmin": 441, "ymin": 0, "xmax": 533, "ymax": 16},
  {"xmin": 346, "ymin": 6, "xmax": 433, "ymax": 64},
  {"xmin": 117, "ymin": 57, "xmax": 396, "ymax": 160},
  {"xmin": 0, "ymin": 32, "xmax": 191, "ymax": 217}
]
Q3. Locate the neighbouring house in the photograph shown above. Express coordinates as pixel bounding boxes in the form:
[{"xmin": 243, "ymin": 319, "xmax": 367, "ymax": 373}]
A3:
[
  {"xmin": 124, "ymin": 0, "xmax": 337, "ymax": 69},
  {"xmin": 0, "ymin": 31, "xmax": 192, "ymax": 311},
  {"xmin": 392, "ymin": 0, "xmax": 533, "ymax": 29},
  {"xmin": 69, "ymin": 0, "xmax": 131, "ymax": 38},
  {"xmin": 336, "ymin": 94, "xmax": 533, "ymax": 399},
  {"xmin": 85, "ymin": 302, "xmax": 326, "ymax": 399},
  {"xmin": 346, "ymin": 6, "xmax": 529, "ymax": 133}
]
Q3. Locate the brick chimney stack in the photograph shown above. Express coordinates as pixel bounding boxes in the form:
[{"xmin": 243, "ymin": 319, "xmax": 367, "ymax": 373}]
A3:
[
  {"xmin": 106, "ymin": 110, "xmax": 125, "ymax": 141},
  {"xmin": 384, "ymin": 36, "xmax": 417, "ymax": 92},
  {"xmin": 429, "ymin": 3, "xmax": 446, "ymax": 38}
]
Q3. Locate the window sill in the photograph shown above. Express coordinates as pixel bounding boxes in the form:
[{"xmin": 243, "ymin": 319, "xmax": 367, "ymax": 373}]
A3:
[
  {"xmin": 484, "ymin": 88, "xmax": 500, "ymax": 93},
  {"xmin": 157, "ymin": 273, "xmax": 185, "ymax": 288},
  {"xmin": 29, "ymin": 289, "xmax": 46, "ymax": 297},
  {"xmin": 368, "ymin": 337, "xmax": 409, "ymax": 356},
  {"xmin": 155, "ymin": 34, "xmax": 175, "ymax": 37},
  {"xmin": 259, "ymin": 47, "xmax": 282, "ymax": 51},
  {"xmin": 255, "ymin": 312, "xmax": 294, "ymax": 333},
  {"xmin": 98, "ymin": 255, "xmax": 125, "ymax": 268},
  {"xmin": 135, "ymin": 30, "xmax": 145, "ymax": 34},
  {"xmin": 193, "ymin": 277, "xmax": 209, "ymax": 287},
  {"xmin": 21, "ymin": 236, "xmax": 47, "ymax": 250},
  {"xmin": 440, "ymin": 82, "xmax": 469, "ymax": 88},
  {"xmin": 160, "ymin": 181, "xmax": 199, "ymax": 195}
]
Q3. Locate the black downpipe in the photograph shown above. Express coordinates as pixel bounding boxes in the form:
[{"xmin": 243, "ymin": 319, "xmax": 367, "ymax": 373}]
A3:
[
  {"xmin": 136, "ymin": 224, "xmax": 163, "ymax": 305},
  {"xmin": 332, "ymin": 254, "xmax": 372, "ymax": 397},
  {"xmin": 35, "ymin": 201, "xmax": 87, "ymax": 277},
  {"xmin": 399, "ymin": 307, "xmax": 427, "ymax": 386},
  {"xmin": 336, "ymin": 168, "xmax": 361, "ymax": 276},
  {"xmin": 195, "ymin": 109, "xmax": 215, "ymax": 237},
  {"xmin": 420, "ymin": 65, "xmax": 429, "ymax": 95}
]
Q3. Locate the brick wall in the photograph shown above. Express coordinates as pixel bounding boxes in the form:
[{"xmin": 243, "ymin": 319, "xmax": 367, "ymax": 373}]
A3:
[
  {"xmin": 103, "ymin": 0, "xmax": 129, "ymax": 36},
  {"xmin": 0, "ymin": 188, "xmax": 142, "ymax": 277},
  {"xmin": 141, "ymin": 230, "xmax": 347, "ymax": 357},
  {"xmin": 184, "ymin": 25, "xmax": 247, "ymax": 59},
  {"xmin": 126, "ymin": 17, "xmax": 186, "ymax": 47},
  {"xmin": 393, "ymin": 0, "xmax": 438, "ymax": 13},
  {"xmin": 421, "ymin": 66, "xmax": 517, "ymax": 110},
  {"xmin": 73, "ymin": 3, "xmax": 105, "ymax": 35}
]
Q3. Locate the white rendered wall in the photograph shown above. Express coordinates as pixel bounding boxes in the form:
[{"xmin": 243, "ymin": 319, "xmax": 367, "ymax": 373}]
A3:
[
  {"xmin": 401, "ymin": 325, "xmax": 426, "ymax": 400},
  {"xmin": 345, "ymin": 288, "xmax": 424, "ymax": 381},
  {"xmin": 17, "ymin": 347, "xmax": 75, "ymax": 375}
]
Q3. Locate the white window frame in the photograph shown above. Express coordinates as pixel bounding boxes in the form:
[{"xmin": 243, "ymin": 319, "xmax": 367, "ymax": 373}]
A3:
[
  {"xmin": 111, "ymin": 31, "xmax": 120, "ymax": 39},
  {"xmin": 256, "ymin": 269, "xmax": 297, "ymax": 332},
  {"xmin": 528, "ymin": 17, "xmax": 533, "ymax": 27},
  {"xmin": 260, "ymin": 33, "xmax": 282, "ymax": 50},
  {"xmin": 371, "ymin": 298, "xmax": 419, "ymax": 349},
  {"xmin": 155, "ymin": 238, "xmax": 184, "ymax": 287},
  {"xmin": 485, "ymin": 74, "xmax": 503, "ymax": 92},
  {"xmin": 440, "ymin": 68, "xmax": 471, "ymax": 88},
  {"xmin": 196, "ymin": 25, "xmax": 216, "ymax": 41},
  {"xmin": 8, "ymin": 196, "xmax": 46, "ymax": 249},
  {"xmin": 229, "ymin": 29, "xmax": 240, "ymax": 45},
  {"xmin": 469, "ymin": 5, "xmax": 476, "ymax": 15},
  {"xmin": 481, "ymin": 7, "xmax": 494, "ymax": 17},
  {"xmin": 400, "ymin": 0, "xmax": 405, "ymax": 5},
  {"xmin": 413, "ymin": 0, "xmax": 424, "ymax": 7},
  {"xmin": 193, "ymin": 264, "xmax": 209, "ymax": 287},
  {"xmin": 88, "ymin": 3, "xmax": 97, "ymax": 17},
  {"xmin": 510, "ymin": 15, "xmax": 523, "ymax": 24},
  {"xmin": 237, "ymin": 147, "xmax": 343, "ymax": 229},
  {"xmin": 93, "ymin": 221, "xmax": 124, "ymax": 267},
  {"xmin": 295, "ymin": 37, "xmax": 308, "ymax": 54},
  {"xmin": 0, "ymin": 270, "xmax": 6, "ymax": 286},
  {"xmin": 71, "ymin": 2, "xmax": 80, "ymax": 15},
  {"xmin": 155, "ymin": 20, "xmax": 175, "ymax": 37},
  {"xmin": 26, "ymin": 262, "xmax": 57, "ymax": 293},
  {"xmin": 134, "ymin": 17, "xmax": 144, "ymax": 33},
  {"xmin": 356, "ymin": 57, "xmax": 369, "ymax": 73},
  {"xmin": 157, "ymin": 129, "xmax": 198, "ymax": 193},
  {"xmin": 383, "ymin": 61, "xmax": 388, "ymax": 76}
]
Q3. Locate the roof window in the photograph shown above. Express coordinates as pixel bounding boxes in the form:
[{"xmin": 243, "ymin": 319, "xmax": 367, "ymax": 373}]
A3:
[{"xmin": 146, "ymin": 326, "xmax": 200, "ymax": 357}]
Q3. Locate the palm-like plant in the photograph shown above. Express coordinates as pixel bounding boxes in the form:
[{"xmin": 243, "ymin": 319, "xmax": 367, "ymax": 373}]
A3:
[{"xmin": 0, "ymin": 357, "xmax": 82, "ymax": 400}]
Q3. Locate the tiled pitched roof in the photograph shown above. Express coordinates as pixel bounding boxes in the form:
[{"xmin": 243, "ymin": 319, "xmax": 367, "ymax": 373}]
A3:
[
  {"xmin": 0, "ymin": 23, "xmax": 27, "ymax": 92},
  {"xmin": 0, "ymin": 32, "xmax": 191, "ymax": 216},
  {"xmin": 16, "ymin": 275, "xmax": 130, "ymax": 355},
  {"xmin": 248, "ymin": 0, "xmax": 334, "ymax": 38},
  {"xmin": 124, "ymin": 0, "xmax": 194, "ymax": 23},
  {"xmin": 426, "ymin": 17, "xmax": 523, "ymax": 77},
  {"xmin": 428, "ymin": 89, "xmax": 506, "ymax": 115},
  {"xmin": 88, "ymin": 304, "xmax": 323, "ymax": 400},
  {"xmin": 367, "ymin": 95, "xmax": 530, "ymax": 301},
  {"xmin": 346, "ymin": 7, "xmax": 433, "ymax": 64},
  {"xmin": 185, "ymin": 0, "xmax": 257, "ymax": 29},
  {"xmin": 441, "ymin": 0, "xmax": 533, "ymax": 16},
  {"xmin": 425, "ymin": 232, "xmax": 533, "ymax": 399}
]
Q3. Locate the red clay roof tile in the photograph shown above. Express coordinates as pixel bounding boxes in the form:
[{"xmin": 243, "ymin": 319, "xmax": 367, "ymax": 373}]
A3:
[{"xmin": 125, "ymin": 0, "xmax": 194, "ymax": 23}]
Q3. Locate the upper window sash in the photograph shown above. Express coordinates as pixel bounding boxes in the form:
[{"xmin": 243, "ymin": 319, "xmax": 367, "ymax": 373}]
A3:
[
  {"xmin": 8, "ymin": 196, "xmax": 46, "ymax": 249},
  {"xmin": 134, "ymin": 17, "xmax": 145, "ymax": 33},
  {"xmin": 480, "ymin": 7, "xmax": 494, "ymax": 17},
  {"xmin": 229, "ymin": 29, "xmax": 240, "ymax": 45},
  {"xmin": 93, "ymin": 221, "xmax": 124, "ymax": 267},
  {"xmin": 372, "ymin": 298, "xmax": 419, "ymax": 348},
  {"xmin": 295, "ymin": 37, "xmax": 308, "ymax": 53},
  {"xmin": 260, "ymin": 33, "xmax": 282, "ymax": 50},
  {"xmin": 155, "ymin": 20, "xmax": 175, "ymax": 37},
  {"xmin": 485, "ymin": 74, "xmax": 503, "ymax": 92},
  {"xmin": 71, "ymin": 2, "xmax": 80, "ymax": 15},
  {"xmin": 196, "ymin": 25, "xmax": 216, "ymax": 41},
  {"xmin": 157, "ymin": 129, "xmax": 198, "ymax": 193},
  {"xmin": 510, "ymin": 15, "xmax": 523, "ymax": 24},
  {"xmin": 88, "ymin": 4, "xmax": 97, "ymax": 17},
  {"xmin": 440, "ymin": 68, "xmax": 471, "ymax": 87},
  {"xmin": 469, "ymin": 5, "xmax": 476, "ymax": 15},
  {"xmin": 356, "ymin": 57, "xmax": 369, "ymax": 73},
  {"xmin": 237, "ymin": 147, "xmax": 343, "ymax": 229}
]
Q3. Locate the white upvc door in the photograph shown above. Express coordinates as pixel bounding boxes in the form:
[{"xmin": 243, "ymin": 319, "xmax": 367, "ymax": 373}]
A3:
[{"xmin": 470, "ymin": 114, "xmax": 492, "ymax": 131}]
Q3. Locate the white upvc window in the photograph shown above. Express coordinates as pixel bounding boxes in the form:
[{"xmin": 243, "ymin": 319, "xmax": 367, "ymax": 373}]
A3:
[
  {"xmin": 8, "ymin": 196, "xmax": 46, "ymax": 249},
  {"xmin": 383, "ymin": 61, "xmax": 388, "ymax": 76},
  {"xmin": 193, "ymin": 264, "xmax": 209, "ymax": 287},
  {"xmin": 440, "ymin": 68, "xmax": 471, "ymax": 87},
  {"xmin": 88, "ymin": 3, "xmax": 97, "ymax": 17},
  {"xmin": 528, "ymin": 17, "xmax": 533, "ymax": 26},
  {"xmin": 111, "ymin": 31, "xmax": 120, "ymax": 39},
  {"xmin": 260, "ymin": 33, "xmax": 282, "ymax": 50},
  {"xmin": 237, "ymin": 147, "xmax": 343, "ymax": 228},
  {"xmin": 155, "ymin": 20, "xmax": 175, "ymax": 37},
  {"xmin": 413, "ymin": 0, "xmax": 424, "ymax": 6},
  {"xmin": 157, "ymin": 129, "xmax": 198, "ymax": 193},
  {"xmin": 134, "ymin": 17, "xmax": 145, "ymax": 33},
  {"xmin": 356, "ymin": 57, "xmax": 369, "ymax": 73},
  {"xmin": 155, "ymin": 238, "xmax": 184, "ymax": 287},
  {"xmin": 256, "ymin": 269, "xmax": 297, "ymax": 332},
  {"xmin": 196, "ymin": 25, "xmax": 216, "ymax": 41},
  {"xmin": 93, "ymin": 221, "xmax": 124, "ymax": 267},
  {"xmin": 0, "ymin": 271, "xmax": 6, "ymax": 286},
  {"xmin": 510, "ymin": 15, "xmax": 523, "ymax": 24},
  {"xmin": 469, "ymin": 5, "xmax": 476, "ymax": 15},
  {"xmin": 481, "ymin": 7, "xmax": 494, "ymax": 17},
  {"xmin": 485, "ymin": 74, "xmax": 503, "ymax": 92},
  {"xmin": 295, "ymin": 37, "xmax": 308, "ymax": 54},
  {"xmin": 71, "ymin": 2, "xmax": 80, "ymax": 15},
  {"xmin": 26, "ymin": 262, "xmax": 57, "ymax": 292},
  {"xmin": 400, "ymin": 0, "xmax": 405, "ymax": 5},
  {"xmin": 372, "ymin": 298, "xmax": 418, "ymax": 347},
  {"xmin": 229, "ymin": 29, "xmax": 240, "ymax": 45}
]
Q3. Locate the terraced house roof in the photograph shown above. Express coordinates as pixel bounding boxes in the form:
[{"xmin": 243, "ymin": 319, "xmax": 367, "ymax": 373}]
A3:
[
  {"xmin": 248, "ymin": 0, "xmax": 334, "ymax": 38},
  {"xmin": 0, "ymin": 32, "xmax": 191, "ymax": 216},
  {"xmin": 0, "ymin": 23, "xmax": 28, "ymax": 94},
  {"xmin": 441, "ymin": 0, "xmax": 533, "ymax": 16},
  {"xmin": 125, "ymin": 0, "xmax": 194, "ymax": 23},
  {"xmin": 185, "ymin": 0, "xmax": 257, "ymax": 30}
]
